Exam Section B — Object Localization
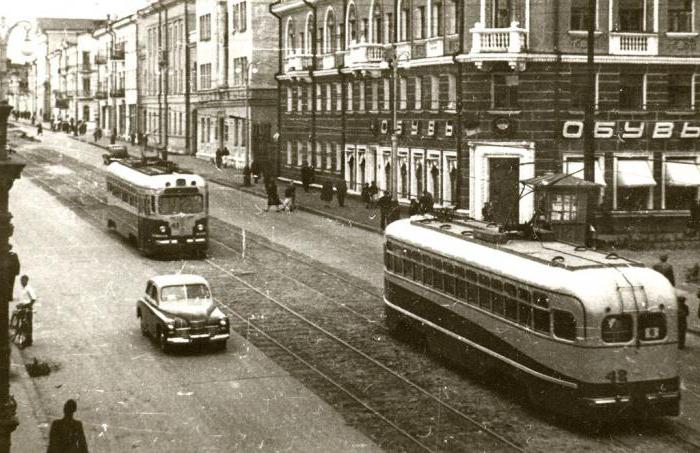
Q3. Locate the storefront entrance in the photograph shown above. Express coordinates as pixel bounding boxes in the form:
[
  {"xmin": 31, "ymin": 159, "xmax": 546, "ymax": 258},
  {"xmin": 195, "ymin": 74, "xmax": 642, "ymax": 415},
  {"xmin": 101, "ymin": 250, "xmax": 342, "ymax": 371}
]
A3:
[{"xmin": 489, "ymin": 157, "xmax": 520, "ymax": 225}]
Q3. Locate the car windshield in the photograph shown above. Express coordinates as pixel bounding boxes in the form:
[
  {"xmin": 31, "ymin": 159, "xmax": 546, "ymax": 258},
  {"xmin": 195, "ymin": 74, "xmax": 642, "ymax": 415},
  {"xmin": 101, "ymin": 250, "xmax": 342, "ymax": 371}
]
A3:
[
  {"xmin": 160, "ymin": 284, "xmax": 211, "ymax": 304},
  {"xmin": 158, "ymin": 195, "xmax": 203, "ymax": 215}
]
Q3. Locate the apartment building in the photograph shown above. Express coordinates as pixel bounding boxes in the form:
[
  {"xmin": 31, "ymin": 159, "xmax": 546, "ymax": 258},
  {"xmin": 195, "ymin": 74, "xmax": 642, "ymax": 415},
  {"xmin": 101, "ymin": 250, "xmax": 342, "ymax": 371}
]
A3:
[
  {"xmin": 193, "ymin": 0, "xmax": 279, "ymax": 169},
  {"xmin": 272, "ymin": 0, "xmax": 700, "ymax": 237},
  {"xmin": 138, "ymin": 0, "xmax": 194, "ymax": 154}
]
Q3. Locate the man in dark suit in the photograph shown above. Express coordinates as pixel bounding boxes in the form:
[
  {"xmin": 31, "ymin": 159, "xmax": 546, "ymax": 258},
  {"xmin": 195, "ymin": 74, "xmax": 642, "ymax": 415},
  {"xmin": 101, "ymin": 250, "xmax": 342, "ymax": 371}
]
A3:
[
  {"xmin": 652, "ymin": 254, "xmax": 675, "ymax": 286},
  {"xmin": 47, "ymin": 399, "xmax": 88, "ymax": 453}
]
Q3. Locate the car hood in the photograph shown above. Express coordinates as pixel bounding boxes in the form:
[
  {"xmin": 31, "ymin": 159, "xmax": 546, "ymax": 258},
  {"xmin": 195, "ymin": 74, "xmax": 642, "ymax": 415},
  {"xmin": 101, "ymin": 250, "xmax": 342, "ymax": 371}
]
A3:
[{"xmin": 160, "ymin": 300, "xmax": 216, "ymax": 322}]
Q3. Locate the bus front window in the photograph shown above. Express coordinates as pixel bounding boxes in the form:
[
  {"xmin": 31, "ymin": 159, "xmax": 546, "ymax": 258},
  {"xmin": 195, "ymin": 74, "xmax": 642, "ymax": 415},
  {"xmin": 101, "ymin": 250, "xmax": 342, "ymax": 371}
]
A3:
[{"xmin": 158, "ymin": 195, "xmax": 203, "ymax": 214}]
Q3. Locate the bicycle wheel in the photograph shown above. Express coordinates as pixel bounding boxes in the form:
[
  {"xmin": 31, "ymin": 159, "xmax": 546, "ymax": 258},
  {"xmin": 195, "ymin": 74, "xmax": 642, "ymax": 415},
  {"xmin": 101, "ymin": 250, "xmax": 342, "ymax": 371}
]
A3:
[
  {"xmin": 9, "ymin": 311, "xmax": 19, "ymax": 330},
  {"xmin": 11, "ymin": 318, "xmax": 26, "ymax": 348}
]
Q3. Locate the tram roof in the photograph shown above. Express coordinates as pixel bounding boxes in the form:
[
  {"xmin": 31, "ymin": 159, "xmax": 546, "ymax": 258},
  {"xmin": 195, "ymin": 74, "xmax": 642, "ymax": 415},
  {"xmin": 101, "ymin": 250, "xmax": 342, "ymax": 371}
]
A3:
[
  {"xmin": 386, "ymin": 217, "xmax": 641, "ymax": 272},
  {"xmin": 107, "ymin": 161, "xmax": 206, "ymax": 190}
]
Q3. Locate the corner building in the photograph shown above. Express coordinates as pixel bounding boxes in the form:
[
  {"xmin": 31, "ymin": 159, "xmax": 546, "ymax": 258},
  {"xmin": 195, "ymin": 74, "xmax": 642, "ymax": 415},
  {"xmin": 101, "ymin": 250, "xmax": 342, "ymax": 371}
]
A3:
[{"xmin": 272, "ymin": 0, "xmax": 700, "ymax": 238}]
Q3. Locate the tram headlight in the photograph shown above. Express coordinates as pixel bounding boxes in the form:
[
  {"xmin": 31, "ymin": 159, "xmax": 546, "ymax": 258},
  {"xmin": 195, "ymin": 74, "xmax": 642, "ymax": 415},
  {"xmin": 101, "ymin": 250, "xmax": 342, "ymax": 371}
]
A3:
[{"xmin": 159, "ymin": 225, "xmax": 167, "ymax": 233}]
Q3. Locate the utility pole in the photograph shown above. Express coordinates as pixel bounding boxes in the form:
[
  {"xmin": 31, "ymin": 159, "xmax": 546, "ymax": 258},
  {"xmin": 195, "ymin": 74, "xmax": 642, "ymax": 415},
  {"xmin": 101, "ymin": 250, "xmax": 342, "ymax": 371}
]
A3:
[
  {"xmin": 390, "ymin": 48, "xmax": 398, "ymax": 200},
  {"xmin": 583, "ymin": 0, "xmax": 596, "ymax": 246}
]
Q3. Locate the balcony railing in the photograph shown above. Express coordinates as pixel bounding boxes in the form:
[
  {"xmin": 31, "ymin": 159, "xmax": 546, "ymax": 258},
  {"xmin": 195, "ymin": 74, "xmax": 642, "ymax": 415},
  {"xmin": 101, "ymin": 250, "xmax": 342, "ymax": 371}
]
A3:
[
  {"xmin": 79, "ymin": 90, "xmax": 93, "ymax": 98},
  {"xmin": 470, "ymin": 21, "xmax": 527, "ymax": 53},
  {"xmin": 95, "ymin": 54, "xmax": 107, "ymax": 65},
  {"xmin": 95, "ymin": 90, "xmax": 107, "ymax": 99},
  {"xmin": 284, "ymin": 52, "xmax": 313, "ymax": 72},
  {"xmin": 110, "ymin": 88, "xmax": 125, "ymax": 98},
  {"xmin": 425, "ymin": 37, "xmax": 444, "ymax": 57},
  {"xmin": 111, "ymin": 43, "xmax": 125, "ymax": 60},
  {"xmin": 79, "ymin": 63, "xmax": 92, "ymax": 72},
  {"xmin": 345, "ymin": 42, "xmax": 385, "ymax": 67},
  {"xmin": 320, "ymin": 53, "xmax": 338, "ymax": 70},
  {"xmin": 609, "ymin": 32, "xmax": 658, "ymax": 56}
]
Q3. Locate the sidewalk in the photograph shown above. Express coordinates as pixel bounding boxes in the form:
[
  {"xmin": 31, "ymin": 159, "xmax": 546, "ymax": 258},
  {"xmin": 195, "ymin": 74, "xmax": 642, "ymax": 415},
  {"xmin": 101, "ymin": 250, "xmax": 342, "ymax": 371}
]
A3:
[
  {"xmin": 11, "ymin": 346, "xmax": 50, "ymax": 453},
  {"xmin": 68, "ymin": 133, "xmax": 397, "ymax": 234}
]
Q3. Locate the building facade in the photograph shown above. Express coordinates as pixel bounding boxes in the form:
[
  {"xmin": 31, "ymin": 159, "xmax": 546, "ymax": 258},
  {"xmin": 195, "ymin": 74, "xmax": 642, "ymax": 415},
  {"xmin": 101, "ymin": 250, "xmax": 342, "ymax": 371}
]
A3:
[
  {"xmin": 6, "ymin": 62, "xmax": 31, "ymax": 114},
  {"xmin": 193, "ymin": 0, "xmax": 279, "ymax": 169},
  {"xmin": 138, "ymin": 0, "xmax": 194, "ymax": 154},
  {"xmin": 272, "ymin": 0, "xmax": 700, "ymax": 237}
]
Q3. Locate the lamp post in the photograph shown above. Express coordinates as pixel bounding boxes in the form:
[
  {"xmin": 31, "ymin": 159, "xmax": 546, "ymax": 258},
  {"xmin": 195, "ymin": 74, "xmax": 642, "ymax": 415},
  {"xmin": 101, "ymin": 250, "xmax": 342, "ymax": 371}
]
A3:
[
  {"xmin": 0, "ymin": 16, "xmax": 32, "ymax": 453},
  {"xmin": 389, "ymin": 48, "xmax": 410, "ymax": 201},
  {"xmin": 236, "ymin": 60, "xmax": 257, "ymax": 169}
]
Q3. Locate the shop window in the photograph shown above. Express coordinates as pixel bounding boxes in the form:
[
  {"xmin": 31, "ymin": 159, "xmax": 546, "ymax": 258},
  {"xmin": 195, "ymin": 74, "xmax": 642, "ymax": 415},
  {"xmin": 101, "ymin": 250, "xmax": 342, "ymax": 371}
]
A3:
[
  {"xmin": 553, "ymin": 310, "xmax": 576, "ymax": 341},
  {"xmin": 668, "ymin": 0, "xmax": 693, "ymax": 32},
  {"xmin": 618, "ymin": 186, "xmax": 650, "ymax": 211},
  {"xmin": 664, "ymin": 159, "xmax": 700, "ymax": 210},
  {"xmin": 669, "ymin": 74, "xmax": 692, "ymax": 109},
  {"xmin": 616, "ymin": 159, "xmax": 655, "ymax": 211},
  {"xmin": 492, "ymin": 74, "xmax": 519, "ymax": 109},
  {"xmin": 619, "ymin": 73, "xmax": 644, "ymax": 110}
]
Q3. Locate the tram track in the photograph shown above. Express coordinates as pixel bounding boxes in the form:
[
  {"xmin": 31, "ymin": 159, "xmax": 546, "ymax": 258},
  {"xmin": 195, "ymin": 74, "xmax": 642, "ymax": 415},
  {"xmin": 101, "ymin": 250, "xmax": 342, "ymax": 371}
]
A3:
[{"xmin": 16, "ymin": 143, "xmax": 700, "ymax": 452}]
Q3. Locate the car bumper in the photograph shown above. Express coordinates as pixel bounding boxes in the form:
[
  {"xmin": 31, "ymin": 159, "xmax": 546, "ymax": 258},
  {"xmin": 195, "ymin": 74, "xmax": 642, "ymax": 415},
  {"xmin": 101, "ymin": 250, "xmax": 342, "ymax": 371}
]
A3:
[
  {"xmin": 166, "ymin": 333, "xmax": 229, "ymax": 344},
  {"xmin": 153, "ymin": 237, "xmax": 208, "ymax": 246}
]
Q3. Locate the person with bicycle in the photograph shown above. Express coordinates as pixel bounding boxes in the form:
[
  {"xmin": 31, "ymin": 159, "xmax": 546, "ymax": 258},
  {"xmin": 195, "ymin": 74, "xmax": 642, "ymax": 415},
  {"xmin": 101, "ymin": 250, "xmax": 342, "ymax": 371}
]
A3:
[{"xmin": 17, "ymin": 275, "xmax": 36, "ymax": 347}]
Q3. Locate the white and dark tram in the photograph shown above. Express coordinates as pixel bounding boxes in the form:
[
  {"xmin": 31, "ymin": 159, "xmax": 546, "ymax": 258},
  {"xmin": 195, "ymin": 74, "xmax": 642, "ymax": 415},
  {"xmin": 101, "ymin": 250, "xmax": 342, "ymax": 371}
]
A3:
[
  {"xmin": 105, "ymin": 159, "xmax": 209, "ymax": 257},
  {"xmin": 383, "ymin": 217, "xmax": 680, "ymax": 419}
]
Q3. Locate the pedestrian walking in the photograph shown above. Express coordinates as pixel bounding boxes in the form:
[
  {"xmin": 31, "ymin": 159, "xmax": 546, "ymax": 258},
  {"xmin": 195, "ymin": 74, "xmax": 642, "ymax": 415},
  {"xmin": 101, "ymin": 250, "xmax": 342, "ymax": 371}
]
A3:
[
  {"xmin": 93, "ymin": 127, "xmax": 102, "ymax": 143},
  {"xmin": 282, "ymin": 184, "xmax": 296, "ymax": 212},
  {"xmin": 130, "ymin": 132, "xmax": 136, "ymax": 145},
  {"xmin": 36, "ymin": 123, "xmax": 43, "ymax": 136},
  {"xmin": 409, "ymin": 198, "xmax": 420, "ymax": 216},
  {"xmin": 6, "ymin": 245, "xmax": 19, "ymax": 303},
  {"xmin": 18, "ymin": 275, "xmax": 36, "ymax": 347},
  {"xmin": 321, "ymin": 180, "xmax": 334, "ymax": 207},
  {"xmin": 47, "ymin": 399, "xmax": 89, "ymax": 453},
  {"xmin": 361, "ymin": 183, "xmax": 371, "ymax": 208},
  {"xmin": 377, "ymin": 191, "xmax": 393, "ymax": 231},
  {"xmin": 419, "ymin": 191, "xmax": 435, "ymax": 215},
  {"xmin": 301, "ymin": 163, "xmax": 311, "ymax": 192},
  {"xmin": 652, "ymin": 254, "xmax": 675, "ymax": 286},
  {"xmin": 335, "ymin": 180, "xmax": 347, "ymax": 207},
  {"xmin": 265, "ymin": 181, "xmax": 282, "ymax": 212},
  {"xmin": 251, "ymin": 160, "xmax": 261, "ymax": 184},
  {"xmin": 215, "ymin": 147, "xmax": 224, "ymax": 170},
  {"xmin": 482, "ymin": 201, "xmax": 495, "ymax": 222},
  {"xmin": 677, "ymin": 295, "xmax": 689, "ymax": 349},
  {"xmin": 243, "ymin": 165, "xmax": 252, "ymax": 186},
  {"xmin": 110, "ymin": 128, "xmax": 117, "ymax": 145},
  {"xmin": 368, "ymin": 181, "xmax": 379, "ymax": 208}
]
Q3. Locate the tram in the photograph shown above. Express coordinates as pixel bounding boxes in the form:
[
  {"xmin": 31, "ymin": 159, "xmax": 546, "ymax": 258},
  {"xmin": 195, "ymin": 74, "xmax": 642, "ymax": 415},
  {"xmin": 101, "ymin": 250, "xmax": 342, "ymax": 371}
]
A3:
[
  {"xmin": 384, "ymin": 217, "xmax": 680, "ymax": 419},
  {"xmin": 105, "ymin": 159, "xmax": 208, "ymax": 257}
]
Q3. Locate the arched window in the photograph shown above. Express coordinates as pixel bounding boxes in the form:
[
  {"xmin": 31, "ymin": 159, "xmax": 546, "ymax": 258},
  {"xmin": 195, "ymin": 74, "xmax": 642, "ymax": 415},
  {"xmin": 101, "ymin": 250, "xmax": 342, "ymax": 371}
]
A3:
[
  {"xmin": 306, "ymin": 13, "xmax": 314, "ymax": 54},
  {"xmin": 347, "ymin": 3, "xmax": 358, "ymax": 46},
  {"xmin": 371, "ymin": 2, "xmax": 383, "ymax": 43},
  {"xmin": 325, "ymin": 9, "xmax": 337, "ymax": 53},
  {"xmin": 286, "ymin": 18, "xmax": 296, "ymax": 55}
]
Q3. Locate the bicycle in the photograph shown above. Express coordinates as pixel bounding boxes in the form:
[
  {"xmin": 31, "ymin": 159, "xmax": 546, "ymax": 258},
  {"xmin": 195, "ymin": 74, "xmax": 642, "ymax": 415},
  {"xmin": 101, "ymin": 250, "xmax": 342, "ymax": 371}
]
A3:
[{"xmin": 9, "ymin": 305, "xmax": 31, "ymax": 348}]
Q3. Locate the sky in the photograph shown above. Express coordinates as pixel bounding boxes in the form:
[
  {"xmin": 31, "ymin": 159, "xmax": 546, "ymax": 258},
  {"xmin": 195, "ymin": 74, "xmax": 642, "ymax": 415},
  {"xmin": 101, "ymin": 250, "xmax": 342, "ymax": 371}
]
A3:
[{"xmin": 2, "ymin": 0, "xmax": 150, "ymax": 62}]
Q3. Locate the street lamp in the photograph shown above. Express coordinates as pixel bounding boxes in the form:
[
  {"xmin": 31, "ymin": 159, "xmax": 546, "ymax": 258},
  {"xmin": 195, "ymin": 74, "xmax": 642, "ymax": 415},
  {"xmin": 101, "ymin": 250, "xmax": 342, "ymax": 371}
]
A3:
[
  {"xmin": 0, "ymin": 16, "xmax": 32, "ymax": 453},
  {"xmin": 389, "ymin": 48, "xmax": 410, "ymax": 201},
  {"xmin": 235, "ymin": 60, "xmax": 257, "ymax": 169}
]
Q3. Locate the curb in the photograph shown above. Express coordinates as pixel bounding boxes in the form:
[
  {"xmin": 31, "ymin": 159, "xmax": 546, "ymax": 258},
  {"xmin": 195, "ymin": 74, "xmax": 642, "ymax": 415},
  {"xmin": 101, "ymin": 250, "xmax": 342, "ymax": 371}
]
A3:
[{"xmin": 67, "ymin": 135, "xmax": 383, "ymax": 235}]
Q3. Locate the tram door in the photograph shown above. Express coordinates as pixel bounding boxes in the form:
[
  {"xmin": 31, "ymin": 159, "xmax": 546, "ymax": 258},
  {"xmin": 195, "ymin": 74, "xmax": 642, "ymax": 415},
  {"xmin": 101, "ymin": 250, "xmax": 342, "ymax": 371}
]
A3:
[{"xmin": 489, "ymin": 158, "xmax": 520, "ymax": 225}]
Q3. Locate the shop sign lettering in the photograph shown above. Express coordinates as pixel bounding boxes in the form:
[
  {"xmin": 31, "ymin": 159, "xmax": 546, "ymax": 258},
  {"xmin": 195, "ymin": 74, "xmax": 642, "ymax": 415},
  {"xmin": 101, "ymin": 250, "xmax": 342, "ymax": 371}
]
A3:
[{"xmin": 561, "ymin": 120, "xmax": 700, "ymax": 139}]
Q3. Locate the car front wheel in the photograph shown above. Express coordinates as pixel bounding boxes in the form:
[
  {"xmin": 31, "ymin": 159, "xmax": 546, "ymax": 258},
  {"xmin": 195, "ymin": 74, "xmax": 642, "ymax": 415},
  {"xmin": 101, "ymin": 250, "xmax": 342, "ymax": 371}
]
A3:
[
  {"xmin": 140, "ymin": 315, "xmax": 148, "ymax": 337},
  {"xmin": 158, "ymin": 330, "xmax": 171, "ymax": 353}
]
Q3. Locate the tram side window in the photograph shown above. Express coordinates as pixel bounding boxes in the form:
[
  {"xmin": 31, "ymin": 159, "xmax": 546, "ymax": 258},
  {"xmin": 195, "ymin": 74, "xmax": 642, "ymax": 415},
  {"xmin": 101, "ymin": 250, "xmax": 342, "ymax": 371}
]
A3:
[
  {"xmin": 553, "ymin": 310, "xmax": 577, "ymax": 341},
  {"xmin": 443, "ymin": 262, "xmax": 455, "ymax": 295},
  {"xmin": 423, "ymin": 255, "xmax": 433, "ymax": 285},
  {"xmin": 456, "ymin": 277, "xmax": 466, "ymax": 299},
  {"xmin": 504, "ymin": 283, "xmax": 517, "ymax": 298},
  {"xmin": 412, "ymin": 251, "xmax": 422, "ymax": 281},
  {"xmin": 384, "ymin": 247, "xmax": 392, "ymax": 270},
  {"xmin": 518, "ymin": 302, "xmax": 532, "ymax": 327},
  {"xmin": 533, "ymin": 307, "xmax": 550, "ymax": 333},
  {"xmin": 394, "ymin": 252, "xmax": 404, "ymax": 274},
  {"xmin": 504, "ymin": 297, "xmax": 518, "ymax": 321},
  {"xmin": 432, "ymin": 258, "xmax": 444, "ymax": 291},
  {"xmin": 403, "ymin": 251, "xmax": 413, "ymax": 279},
  {"xmin": 490, "ymin": 278, "xmax": 504, "ymax": 315},
  {"xmin": 478, "ymin": 274, "xmax": 491, "ymax": 310}
]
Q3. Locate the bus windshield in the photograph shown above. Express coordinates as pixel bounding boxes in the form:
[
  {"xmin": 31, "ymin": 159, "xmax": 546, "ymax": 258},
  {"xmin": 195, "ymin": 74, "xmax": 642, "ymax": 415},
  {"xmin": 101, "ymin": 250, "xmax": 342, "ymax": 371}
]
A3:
[{"xmin": 159, "ymin": 195, "xmax": 203, "ymax": 214}]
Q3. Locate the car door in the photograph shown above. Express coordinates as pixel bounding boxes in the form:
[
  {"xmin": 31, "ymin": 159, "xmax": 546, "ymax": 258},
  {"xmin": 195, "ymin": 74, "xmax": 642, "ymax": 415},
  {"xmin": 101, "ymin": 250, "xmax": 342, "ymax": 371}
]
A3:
[{"xmin": 142, "ymin": 282, "xmax": 160, "ymax": 335}]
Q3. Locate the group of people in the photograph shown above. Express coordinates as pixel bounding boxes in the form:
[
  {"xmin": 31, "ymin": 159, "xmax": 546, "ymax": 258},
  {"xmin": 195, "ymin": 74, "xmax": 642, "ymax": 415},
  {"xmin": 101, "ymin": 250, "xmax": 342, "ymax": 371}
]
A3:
[
  {"xmin": 408, "ymin": 191, "xmax": 435, "ymax": 216},
  {"xmin": 264, "ymin": 180, "xmax": 296, "ymax": 212}
]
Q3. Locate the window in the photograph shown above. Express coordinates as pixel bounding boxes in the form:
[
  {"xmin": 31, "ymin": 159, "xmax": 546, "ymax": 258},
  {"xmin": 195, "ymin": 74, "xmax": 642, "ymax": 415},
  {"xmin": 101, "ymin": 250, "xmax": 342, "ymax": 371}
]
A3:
[
  {"xmin": 359, "ymin": 81, "xmax": 366, "ymax": 111},
  {"xmin": 669, "ymin": 0, "xmax": 693, "ymax": 32},
  {"xmin": 446, "ymin": 73, "xmax": 456, "ymax": 110},
  {"xmin": 399, "ymin": 77, "xmax": 407, "ymax": 110},
  {"xmin": 571, "ymin": 0, "xmax": 596, "ymax": 31},
  {"xmin": 326, "ymin": 84, "xmax": 332, "ymax": 111},
  {"xmin": 316, "ymin": 84, "xmax": 322, "ymax": 111},
  {"xmin": 347, "ymin": 81, "xmax": 353, "ymax": 111},
  {"xmin": 371, "ymin": 81, "xmax": 379, "ymax": 111},
  {"xmin": 383, "ymin": 79, "xmax": 391, "ymax": 111},
  {"xmin": 325, "ymin": 11, "xmax": 336, "ymax": 53},
  {"xmin": 307, "ymin": 85, "xmax": 313, "ymax": 112},
  {"xmin": 326, "ymin": 143, "xmax": 333, "ymax": 170},
  {"xmin": 570, "ymin": 71, "xmax": 598, "ymax": 110},
  {"xmin": 549, "ymin": 194, "xmax": 579, "ymax": 222},
  {"xmin": 492, "ymin": 74, "xmax": 519, "ymax": 109},
  {"xmin": 233, "ymin": 57, "xmax": 249, "ymax": 86},
  {"xmin": 414, "ymin": 6, "xmax": 426, "ymax": 40},
  {"xmin": 336, "ymin": 83, "xmax": 342, "ymax": 111},
  {"xmin": 287, "ymin": 87, "xmax": 293, "ymax": 112},
  {"xmin": 384, "ymin": 12, "xmax": 393, "ymax": 44},
  {"xmin": 430, "ymin": 76, "xmax": 439, "ymax": 110},
  {"xmin": 669, "ymin": 74, "xmax": 692, "ymax": 109},
  {"xmin": 297, "ymin": 141, "xmax": 304, "ymax": 166},
  {"xmin": 316, "ymin": 142, "xmax": 323, "ymax": 168},
  {"xmin": 400, "ymin": 8, "xmax": 410, "ymax": 41},
  {"xmin": 336, "ymin": 144, "xmax": 342, "ymax": 172},
  {"xmin": 638, "ymin": 313, "xmax": 667, "ymax": 341},
  {"xmin": 286, "ymin": 141, "xmax": 292, "ymax": 164},
  {"xmin": 199, "ymin": 63, "xmax": 211, "ymax": 90},
  {"xmin": 664, "ymin": 159, "xmax": 699, "ymax": 210},
  {"xmin": 616, "ymin": 159, "xmax": 654, "ymax": 211},
  {"xmin": 618, "ymin": 0, "xmax": 644, "ymax": 32},
  {"xmin": 619, "ymin": 73, "xmax": 644, "ymax": 110},
  {"xmin": 446, "ymin": 0, "xmax": 457, "ymax": 34},
  {"xmin": 297, "ymin": 86, "xmax": 303, "ymax": 111},
  {"xmin": 601, "ymin": 315, "xmax": 633, "ymax": 343},
  {"xmin": 414, "ymin": 77, "xmax": 422, "ymax": 110},
  {"xmin": 533, "ymin": 307, "xmax": 550, "ymax": 334},
  {"xmin": 232, "ymin": 2, "xmax": 247, "ymax": 33},
  {"xmin": 553, "ymin": 310, "xmax": 576, "ymax": 340},
  {"xmin": 199, "ymin": 14, "xmax": 211, "ymax": 41},
  {"xmin": 431, "ymin": 2, "xmax": 443, "ymax": 37}
]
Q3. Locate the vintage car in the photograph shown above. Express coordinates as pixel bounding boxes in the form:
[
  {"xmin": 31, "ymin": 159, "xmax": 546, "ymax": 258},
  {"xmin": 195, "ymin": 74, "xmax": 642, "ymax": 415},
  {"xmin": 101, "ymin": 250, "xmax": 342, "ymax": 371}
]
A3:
[
  {"xmin": 102, "ymin": 144, "xmax": 129, "ymax": 165},
  {"xmin": 136, "ymin": 274, "xmax": 229, "ymax": 352}
]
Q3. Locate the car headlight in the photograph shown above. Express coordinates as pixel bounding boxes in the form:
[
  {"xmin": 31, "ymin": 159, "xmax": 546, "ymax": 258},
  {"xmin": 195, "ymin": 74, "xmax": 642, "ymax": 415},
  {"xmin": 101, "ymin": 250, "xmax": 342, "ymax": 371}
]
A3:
[
  {"xmin": 219, "ymin": 318, "xmax": 227, "ymax": 326},
  {"xmin": 159, "ymin": 225, "xmax": 167, "ymax": 233},
  {"xmin": 166, "ymin": 323, "xmax": 174, "ymax": 330},
  {"xmin": 197, "ymin": 224, "xmax": 205, "ymax": 232}
]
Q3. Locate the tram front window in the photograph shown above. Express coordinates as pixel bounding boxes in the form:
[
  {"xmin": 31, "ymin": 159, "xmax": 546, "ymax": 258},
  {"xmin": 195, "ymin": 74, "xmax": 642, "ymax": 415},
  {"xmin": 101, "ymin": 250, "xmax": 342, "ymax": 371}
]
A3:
[{"xmin": 159, "ymin": 195, "xmax": 203, "ymax": 214}]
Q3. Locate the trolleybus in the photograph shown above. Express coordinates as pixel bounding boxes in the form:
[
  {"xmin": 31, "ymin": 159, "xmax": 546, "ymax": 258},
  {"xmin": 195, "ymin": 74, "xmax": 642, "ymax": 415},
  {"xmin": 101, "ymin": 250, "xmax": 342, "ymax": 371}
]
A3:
[
  {"xmin": 105, "ymin": 159, "xmax": 208, "ymax": 257},
  {"xmin": 384, "ymin": 217, "xmax": 680, "ymax": 419}
]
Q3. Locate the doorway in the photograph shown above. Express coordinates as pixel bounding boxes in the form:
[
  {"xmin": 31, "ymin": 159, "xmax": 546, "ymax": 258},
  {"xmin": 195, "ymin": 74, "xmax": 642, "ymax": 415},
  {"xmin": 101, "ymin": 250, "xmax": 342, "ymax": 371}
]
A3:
[{"xmin": 489, "ymin": 157, "xmax": 520, "ymax": 225}]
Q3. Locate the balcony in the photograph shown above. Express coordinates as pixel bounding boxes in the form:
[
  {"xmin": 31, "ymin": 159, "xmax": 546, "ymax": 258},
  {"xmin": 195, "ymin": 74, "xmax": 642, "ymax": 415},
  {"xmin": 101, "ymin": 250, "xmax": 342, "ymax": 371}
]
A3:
[
  {"xmin": 319, "ymin": 53, "xmax": 344, "ymax": 70},
  {"xmin": 95, "ymin": 53, "xmax": 107, "ymax": 65},
  {"xmin": 470, "ymin": 22, "xmax": 527, "ymax": 53},
  {"xmin": 609, "ymin": 32, "xmax": 658, "ymax": 56},
  {"xmin": 111, "ymin": 43, "xmax": 125, "ymax": 60},
  {"xmin": 425, "ymin": 37, "xmax": 444, "ymax": 57},
  {"xmin": 110, "ymin": 88, "xmax": 125, "ymax": 98},
  {"xmin": 284, "ymin": 52, "xmax": 313, "ymax": 73},
  {"xmin": 78, "ymin": 90, "xmax": 93, "ymax": 99},
  {"xmin": 79, "ymin": 63, "xmax": 92, "ymax": 73},
  {"xmin": 344, "ymin": 42, "xmax": 387, "ymax": 74},
  {"xmin": 95, "ymin": 90, "xmax": 107, "ymax": 99}
]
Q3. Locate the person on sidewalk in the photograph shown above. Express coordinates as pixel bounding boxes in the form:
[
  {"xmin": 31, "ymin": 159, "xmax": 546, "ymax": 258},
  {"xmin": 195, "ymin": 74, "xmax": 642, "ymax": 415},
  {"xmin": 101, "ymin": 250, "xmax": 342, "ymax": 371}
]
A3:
[
  {"xmin": 335, "ymin": 180, "xmax": 347, "ymax": 207},
  {"xmin": 368, "ymin": 181, "xmax": 379, "ymax": 208},
  {"xmin": 251, "ymin": 160, "xmax": 261, "ymax": 184},
  {"xmin": 6, "ymin": 245, "xmax": 19, "ymax": 303},
  {"xmin": 377, "ymin": 191, "xmax": 393, "ymax": 231},
  {"xmin": 18, "ymin": 275, "xmax": 36, "ymax": 347},
  {"xmin": 301, "ymin": 163, "xmax": 311, "ymax": 192},
  {"xmin": 652, "ymin": 254, "xmax": 675, "ymax": 287},
  {"xmin": 320, "ymin": 180, "xmax": 334, "ymax": 208},
  {"xmin": 93, "ymin": 127, "xmax": 102, "ymax": 143},
  {"xmin": 361, "ymin": 183, "xmax": 371, "ymax": 208},
  {"xmin": 419, "ymin": 191, "xmax": 434, "ymax": 215},
  {"xmin": 36, "ymin": 123, "xmax": 43, "ymax": 136},
  {"xmin": 243, "ymin": 165, "xmax": 252, "ymax": 186},
  {"xmin": 215, "ymin": 147, "xmax": 224, "ymax": 170},
  {"xmin": 409, "ymin": 198, "xmax": 420, "ymax": 216},
  {"xmin": 282, "ymin": 184, "xmax": 296, "ymax": 212},
  {"xmin": 677, "ymin": 295, "xmax": 689, "ymax": 349},
  {"xmin": 47, "ymin": 399, "xmax": 89, "ymax": 453},
  {"xmin": 265, "ymin": 181, "xmax": 282, "ymax": 212},
  {"xmin": 110, "ymin": 128, "xmax": 117, "ymax": 145}
]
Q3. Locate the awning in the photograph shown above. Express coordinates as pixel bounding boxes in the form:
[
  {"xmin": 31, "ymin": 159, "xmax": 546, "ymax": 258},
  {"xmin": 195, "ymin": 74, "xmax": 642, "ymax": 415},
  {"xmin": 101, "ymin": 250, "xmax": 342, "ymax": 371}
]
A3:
[
  {"xmin": 617, "ymin": 160, "xmax": 656, "ymax": 187},
  {"xmin": 665, "ymin": 160, "xmax": 700, "ymax": 187},
  {"xmin": 564, "ymin": 160, "xmax": 606, "ymax": 186}
]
